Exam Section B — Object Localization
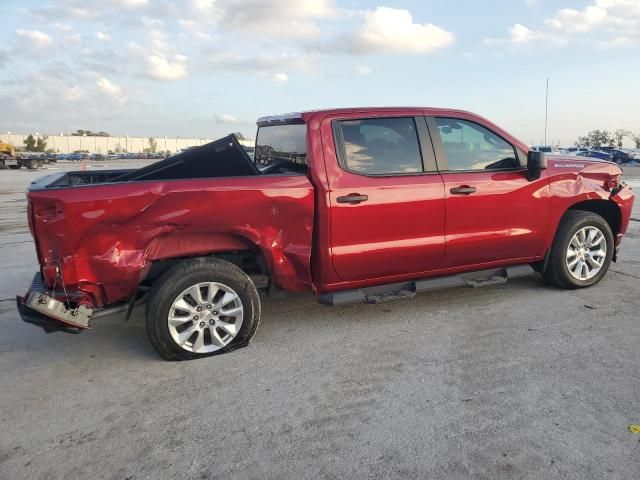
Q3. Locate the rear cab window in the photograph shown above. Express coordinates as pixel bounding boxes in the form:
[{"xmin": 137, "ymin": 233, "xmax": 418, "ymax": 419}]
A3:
[{"xmin": 255, "ymin": 123, "xmax": 308, "ymax": 173}]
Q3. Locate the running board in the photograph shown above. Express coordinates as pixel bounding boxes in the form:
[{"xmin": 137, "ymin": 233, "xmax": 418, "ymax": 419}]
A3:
[{"xmin": 318, "ymin": 265, "xmax": 535, "ymax": 306}]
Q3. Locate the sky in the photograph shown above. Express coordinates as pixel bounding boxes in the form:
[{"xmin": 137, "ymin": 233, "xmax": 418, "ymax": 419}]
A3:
[{"xmin": 0, "ymin": 0, "xmax": 639, "ymax": 146}]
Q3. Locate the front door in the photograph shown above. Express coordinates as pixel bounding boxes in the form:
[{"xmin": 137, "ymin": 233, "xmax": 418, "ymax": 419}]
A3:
[
  {"xmin": 327, "ymin": 116, "xmax": 446, "ymax": 282},
  {"xmin": 428, "ymin": 116, "xmax": 549, "ymax": 268}
]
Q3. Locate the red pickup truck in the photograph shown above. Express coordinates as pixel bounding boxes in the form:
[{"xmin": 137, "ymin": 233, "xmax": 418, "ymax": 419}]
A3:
[{"xmin": 17, "ymin": 107, "xmax": 634, "ymax": 360}]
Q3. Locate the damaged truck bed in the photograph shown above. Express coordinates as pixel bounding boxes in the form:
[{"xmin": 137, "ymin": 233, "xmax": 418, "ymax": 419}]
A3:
[{"xmin": 20, "ymin": 134, "xmax": 314, "ymax": 331}]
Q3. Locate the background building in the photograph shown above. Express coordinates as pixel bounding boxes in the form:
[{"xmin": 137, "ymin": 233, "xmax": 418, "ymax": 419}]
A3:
[{"xmin": 0, "ymin": 133, "xmax": 254, "ymax": 154}]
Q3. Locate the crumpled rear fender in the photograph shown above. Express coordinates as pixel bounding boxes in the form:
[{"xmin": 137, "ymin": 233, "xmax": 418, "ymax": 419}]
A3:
[{"xmin": 30, "ymin": 175, "xmax": 314, "ymax": 308}]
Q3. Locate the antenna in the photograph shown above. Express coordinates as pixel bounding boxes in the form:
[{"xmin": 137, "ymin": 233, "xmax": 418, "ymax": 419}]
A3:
[{"xmin": 544, "ymin": 77, "xmax": 549, "ymax": 147}]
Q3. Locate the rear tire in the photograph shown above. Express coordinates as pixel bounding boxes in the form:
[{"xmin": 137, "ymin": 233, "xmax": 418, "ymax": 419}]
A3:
[
  {"xmin": 543, "ymin": 210, "xmax": 613, "ymax": 289},
  {"xmin": 145, "ymin": 257, "xmax": 261, "ymax": 361},
  {"xmin": 26, "ymin": 159, "xmax": 38, "ymax": 170}
]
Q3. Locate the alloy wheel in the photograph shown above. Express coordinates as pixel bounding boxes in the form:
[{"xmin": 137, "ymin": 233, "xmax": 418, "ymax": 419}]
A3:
[
  {"xmin": 565, "ymin": 226, "xmax": 607, "ymax": 281},
  {"xmin": 167, "ymin": 282, "xmax": 244, "ymax": 353}
]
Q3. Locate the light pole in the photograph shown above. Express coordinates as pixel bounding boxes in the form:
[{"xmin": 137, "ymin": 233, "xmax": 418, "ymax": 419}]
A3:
[{"xmin": 544, "ymin": 77, "xmax": 549, "ymax": 147}]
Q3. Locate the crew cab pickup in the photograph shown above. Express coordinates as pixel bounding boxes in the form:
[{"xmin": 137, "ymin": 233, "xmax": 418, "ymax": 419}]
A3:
[{"xmin": 17, "ymin": 107, "xmax": 635, "ymax": 360}]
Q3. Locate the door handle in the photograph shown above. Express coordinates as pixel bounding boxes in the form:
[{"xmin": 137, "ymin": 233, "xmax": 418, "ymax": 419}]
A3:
[
  {"xmin": 450, "ymin": 186, "xmax": 477, "ymax": 195},
  {"xmin": 337, "ymin": 193, "xmax": 369, "ymax": 204}
]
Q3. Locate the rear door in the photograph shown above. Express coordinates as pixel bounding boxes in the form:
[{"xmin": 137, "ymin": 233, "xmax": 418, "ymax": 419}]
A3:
[
  {"xmin": 326, "ymin": 115, "xmax": 446, "ymax": 282},
  {"xmin": 427, "ymin": 116, "xmax": 549, "ymax": 268}
]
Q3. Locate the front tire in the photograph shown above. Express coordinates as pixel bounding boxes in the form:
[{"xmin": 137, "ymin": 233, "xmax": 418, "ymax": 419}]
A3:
[
  {"xmin": 145, "ymin": 257, "xmax": 261, "ymax": 361},
  {"xmin": 543, "ymin": 210, "xmax": 614, "ymax": 289}
]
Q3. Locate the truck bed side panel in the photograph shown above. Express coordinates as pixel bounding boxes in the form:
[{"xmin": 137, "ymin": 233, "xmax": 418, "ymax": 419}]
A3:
[{"xmin": 28, "ymin": 175, "xmax": 314, "ymax": 307}]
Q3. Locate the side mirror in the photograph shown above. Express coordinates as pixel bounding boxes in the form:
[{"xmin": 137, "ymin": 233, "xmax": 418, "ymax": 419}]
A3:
[{"xmin": 527, "ymin": 150, "xmax": 547, "ymax": 181}]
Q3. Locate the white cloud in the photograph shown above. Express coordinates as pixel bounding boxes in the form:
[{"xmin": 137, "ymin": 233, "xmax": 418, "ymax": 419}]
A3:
[
  {"xmin": 15, "ymin": 29, "xmax": 54, "ymax": 50},
  {"xmin": 193, "ymin": 0, "xmax": 336, "ymax": 38},
  {"xmin": 97, "ymin": 77, "xmax": 125, "ymax": 101},
  {"xmin": 488, "ymin": 0, "xmax": 640, "ymax": 46},
  {"xmin": 356, "ymin": 65, "xmax": 373, "ymax": 76},
  {"xmin": 146, "ymin": 53, "xmax": 188, "ymax": 80},
  {"xmin": 508, "ymin": 24, "xmax": 549, "ymax": 44},
  {"xmin": 257, "ymin": 71, "xmax": 289, "ymax": 82},
  {"xmin": 52, "ymin": 22, "xmax": 72, "ymax": 32},
  {"xmin": 65, "ymin": 33, "xmax": 83, "ymax": 45},
  {"xmin": 340, "ymin": 7, "xmax": 454, "ymax": 54},
  {"xmin": 214, "ymin": 113, "xmax": 238, "ymax": 123},
  {"xmin": 207, "ymin": 52, "xmax": 319, "ymax": 78},
  {"xmin": 96, "ymin": 31, "xmax": 111, "ymax": 42},
  {"xmin": 123, "ymin": 17, "xmax": 190, "ymax": 81},
  {"xmin": 247, "ymin": 69, "xmax": 290, "ymax": 82},
  {"xmin": 118, "ymin": 0, "xmax": 148, "ymax": 7},
  {"xmin": 178, "ymin": 19, "xmax": 212, "ymax": 41}
]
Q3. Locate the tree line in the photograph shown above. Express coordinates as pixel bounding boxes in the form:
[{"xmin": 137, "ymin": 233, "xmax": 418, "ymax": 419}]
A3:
[
  {"xmin": 23, "ymin": 134, "xmax": 48, "ymax": 152},
  {"xmin": 575, "ymin": 129, "xmax": 640, "ymax": 149}
]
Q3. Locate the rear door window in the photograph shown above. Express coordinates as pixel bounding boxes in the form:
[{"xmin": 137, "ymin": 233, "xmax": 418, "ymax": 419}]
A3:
[{"xmin": 336, "ymin": 117, "xmax": 424, "ymax": 175}]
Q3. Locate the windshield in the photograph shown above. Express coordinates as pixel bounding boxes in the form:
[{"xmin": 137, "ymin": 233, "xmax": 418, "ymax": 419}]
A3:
[{"xmin": 255, "ymin": 124, "xmax": 307, "ymax": 171}]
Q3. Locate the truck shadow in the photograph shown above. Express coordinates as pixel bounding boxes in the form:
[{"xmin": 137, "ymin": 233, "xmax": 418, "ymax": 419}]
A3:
[{"xmin": 2, "ymin": 275, "xmax": 554, "ymax": 363}]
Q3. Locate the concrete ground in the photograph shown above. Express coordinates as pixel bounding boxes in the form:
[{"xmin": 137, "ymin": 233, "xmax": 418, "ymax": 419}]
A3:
[{"xmin": 0, "ymin": 161, "xmax": 639, "ymax": 479}]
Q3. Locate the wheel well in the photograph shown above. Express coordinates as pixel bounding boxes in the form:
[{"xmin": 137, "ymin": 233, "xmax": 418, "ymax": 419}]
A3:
[
  {"xmin": 568, "ymin": 200, "xmax": 621, "ymax": 236},
  {"xmin": 141, "ymin": 250, "xmax": 269, "ymax": 287}
]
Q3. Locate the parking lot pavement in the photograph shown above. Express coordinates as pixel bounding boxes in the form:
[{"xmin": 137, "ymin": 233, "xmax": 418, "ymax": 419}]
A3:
[{"xmin": 1, "ymin": 162, "xmax": 639, "ymax": 479}]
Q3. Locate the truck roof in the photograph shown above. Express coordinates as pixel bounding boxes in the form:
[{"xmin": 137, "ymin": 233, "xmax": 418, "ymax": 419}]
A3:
[
  {"xmin": 257, "ymin": 107, "xmax": 530, "ymax": 154},
  {"xmin": 257, "ymin": 107, "xmax": 479, "ymax": 127}
]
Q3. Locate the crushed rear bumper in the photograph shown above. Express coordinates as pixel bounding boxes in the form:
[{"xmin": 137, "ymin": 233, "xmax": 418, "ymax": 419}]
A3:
[
  {"xmin": 16, "ymin": 273, "xmax": 93, "ymax": 334},
  {"xmin": 16, "ymin": 295, "xmax": 86, "ymax": 334}
]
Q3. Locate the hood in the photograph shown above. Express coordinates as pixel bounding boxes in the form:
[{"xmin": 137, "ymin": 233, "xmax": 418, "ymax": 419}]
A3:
[{"xmin": 546, "ymin": 154, "xmax": 622, "ymax": 176}]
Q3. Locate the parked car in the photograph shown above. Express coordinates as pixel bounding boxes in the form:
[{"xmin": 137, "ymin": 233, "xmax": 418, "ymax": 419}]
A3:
[
  {"xmin": 578, "ymin": 150, "xmax": 614, "ymax": 161},
  {"xmin": 531, "ymin": 146, "xmax": 554, "ymax": 153},
  {"xmin": 610, "ymin": 149, "xmax": 640, "ymax": 164},
  {"xmin": 561, "ymin": 147, "xmax": 589, "ymax": 155},
  {"xmin": 17, "ymin": 107, "xmax": 635, "ymax": 361}
]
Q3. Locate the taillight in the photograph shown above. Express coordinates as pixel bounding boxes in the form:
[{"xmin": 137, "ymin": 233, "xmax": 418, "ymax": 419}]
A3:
[
  {"xmin": 27, "ymin": 200, "xmax": 34, "ymax": 235},
  {"xmin": 34, "ymin": 201, "xmax": 63, "ymax": 221}
]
